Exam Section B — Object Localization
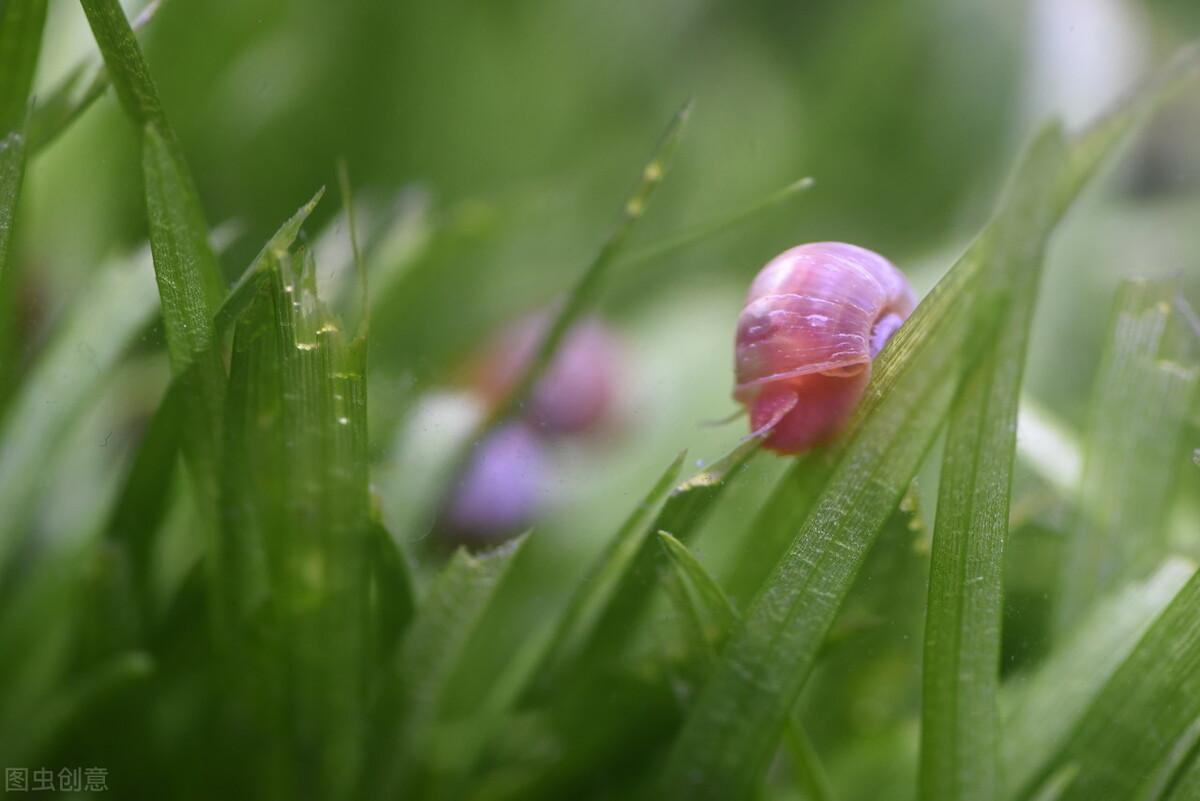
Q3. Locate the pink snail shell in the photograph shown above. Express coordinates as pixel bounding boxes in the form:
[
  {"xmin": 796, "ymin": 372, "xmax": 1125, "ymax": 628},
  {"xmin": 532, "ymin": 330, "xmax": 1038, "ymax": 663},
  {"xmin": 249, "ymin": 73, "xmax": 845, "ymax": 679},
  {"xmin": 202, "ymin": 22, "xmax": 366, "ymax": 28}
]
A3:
[
  {"xmin": 734, "ymin": 242, "xmax": 916, "ymax": 455},
  {"xmin": 472, "ymin": 313, "xmax": 619, "ymax": 436}
]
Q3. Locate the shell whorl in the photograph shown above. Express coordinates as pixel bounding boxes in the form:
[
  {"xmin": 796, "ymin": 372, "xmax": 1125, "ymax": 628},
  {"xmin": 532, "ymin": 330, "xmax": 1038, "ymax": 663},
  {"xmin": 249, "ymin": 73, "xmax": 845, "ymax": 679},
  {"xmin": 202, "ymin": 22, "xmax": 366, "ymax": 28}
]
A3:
[{"xmin": 733, "ymin": 242, "xmax": 915, "ymax": 453}]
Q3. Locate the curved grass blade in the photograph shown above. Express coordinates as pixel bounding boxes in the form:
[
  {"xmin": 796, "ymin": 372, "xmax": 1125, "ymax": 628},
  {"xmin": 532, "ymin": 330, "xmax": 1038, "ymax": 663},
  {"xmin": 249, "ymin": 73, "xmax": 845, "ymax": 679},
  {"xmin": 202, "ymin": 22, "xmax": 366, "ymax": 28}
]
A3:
[
  {"xmin": 531, "ymin": 451, "xmax": 686, "ymax": 691},
  {"xmin": 657, "ymin": 530, "xmax": 736, "ymax": 651},
  {"xmin": 27, "ymin": 0, "xmax": 163, "ymax": 155},
  {"xmin": 657, "ymin": 530, "xmax": 836, "ymax": 801},
  {"xmin": 658, "ymin": 44, "xmax": 1199, "ymax": 796},
  {"xmin": 656, "ymin": 127, "xmax": 1063, "ymax": 799},
  {"xmin": 1053, "ymin": 279, "xmax": 1200, "ymax": 635},
  {"xmin": 1040, "ymin": 567, "xmax": 1200, "ymax": 800},
  {"xmin": 1002, "ymin": 558, "xmax": 1194, "ymax": 800},
  {"xmin": 573, "ymin": 437, "xmax": 760, "ymax": 675},
  {"xmin": 93, "ymin": 191, "xmax": 322, "ymax": 626},
  {"xmin": 373, "ymin": 538, "xmax": 527, "ymax": 801},
  {"xmin": 919, "ymin": 117, "xmax": 1063, "ymax": 800},
  {"xmin": 618, "ymin": 176, "xmax": 814, "ymax": 268}
]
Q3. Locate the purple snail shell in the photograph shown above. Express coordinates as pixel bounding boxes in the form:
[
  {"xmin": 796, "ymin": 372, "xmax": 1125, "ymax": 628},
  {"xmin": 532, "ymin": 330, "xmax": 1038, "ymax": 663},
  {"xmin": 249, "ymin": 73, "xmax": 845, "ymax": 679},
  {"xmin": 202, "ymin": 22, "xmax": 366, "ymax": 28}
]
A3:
[
  {"xmin": 439, "ymin": 423, "xmax": 547, "ymax": 544},
  {"xmin": 472, "ymin": 313, "xmax": 618, "ymax": 436},
  {"xmin": 734, "ymin": 242, "xmax": 916, "ymax": 454}
]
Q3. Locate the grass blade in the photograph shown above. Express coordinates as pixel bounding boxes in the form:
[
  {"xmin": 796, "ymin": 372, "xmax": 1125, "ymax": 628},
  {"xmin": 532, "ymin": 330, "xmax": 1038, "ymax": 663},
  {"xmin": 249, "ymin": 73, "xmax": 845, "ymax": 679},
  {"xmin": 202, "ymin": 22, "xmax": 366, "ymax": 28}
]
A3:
[
  {"xmin": 532, "ymin": 451, "xmax": 686, "ymax": 692},
  {"xmin": 657, "ymin": 530, "xmax": 837, "ymax": 801},
  {"xmin": 0, "ymin": 0, "xmax": 45, "ymax": 137},
  {"xmin": 80, "ymin": 2, "xmax": 231, "ymax": 612},
  {"xmin": 658, "ymin": 45, "xmax": 1198, "ymax": 796},
  {"xmin": 27, "ymin": 0, "xmax": 163, "ymax": 155},
  {"xmin": 0, "ymin": 0, "xmax": 46, "ymax": 391},
  {"xmin": 374, "ymin": 538, "xmax": 527, "ymax": 800},
  {"xmin": 478, "ymin": 100, "xmax": 690, "ymax": 434},
  {"xmin": 574, "ymin": 438, "xmax": 760, "ymax": 673},
  {"xmin": 919, "ymin": 112, "xmax": 1061, "ymax": 800},
  {"xmin": 657, "ymin": 530, "xmax": 736, "ymax": 650},
  {"xmin": 1040, "ymin": 567, "xmax": 1200, "ymax": 800},
  {"xmin": 225, "ymin": 245, "xmax": 373, "ymax": 798},
  {"xmin": 1001, "ymin": 560, "xmax": 1196, "ymax": 797},
  {"xmin": 618, "ymin": 176, "xmax": 815, "ymax": 267},
  {"xmin": 657, "ymin": 124, "xmax": 1067, "ymax": 801},
  {"xmin": 0, "ymin": 252, "xmax": 159, "ymax": 571},
  {"xmin": 1054, "ymin": 279, "xmax": 1200, "ymax": 633}
]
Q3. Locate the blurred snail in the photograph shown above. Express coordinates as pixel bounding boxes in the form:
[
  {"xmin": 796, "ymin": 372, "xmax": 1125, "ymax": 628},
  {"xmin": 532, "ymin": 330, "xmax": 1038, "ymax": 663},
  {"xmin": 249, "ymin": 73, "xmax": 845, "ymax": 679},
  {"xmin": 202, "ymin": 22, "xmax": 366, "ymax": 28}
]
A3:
[
  {"xmin": 734, "ymin": 242, "xmax": 916, "ymax": 454},
  {"xmin": 471, "ymin": 312, "xmax": 619, "ymax": 436},
  {"xmin": 438, "ymin": 422, "xmax": 547, "ymax": 544}
]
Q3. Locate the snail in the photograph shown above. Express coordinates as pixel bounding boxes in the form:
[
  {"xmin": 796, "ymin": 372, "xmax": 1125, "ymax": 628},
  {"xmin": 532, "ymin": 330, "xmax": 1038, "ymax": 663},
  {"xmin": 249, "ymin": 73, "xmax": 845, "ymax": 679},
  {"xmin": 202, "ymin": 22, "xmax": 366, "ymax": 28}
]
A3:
[
  {"xmin": 438, "ymin": 422, "xmax": 547, "ymax": 544},
  {"xmin": 471, "ymin": 312, "xmax": 619, "ymax": 436},
  {"xmin": 734, "ymin": 242, "xmax": 916, "ymax": 454}
]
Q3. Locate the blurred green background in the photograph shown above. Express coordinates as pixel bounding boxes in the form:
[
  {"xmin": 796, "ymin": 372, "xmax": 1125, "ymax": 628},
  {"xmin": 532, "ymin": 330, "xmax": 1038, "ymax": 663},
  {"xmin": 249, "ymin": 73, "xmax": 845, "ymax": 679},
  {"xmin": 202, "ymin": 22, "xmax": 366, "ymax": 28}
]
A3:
[
  {"xmin": 20, "ymin": 0, "xmax": 1199, "ymax": 536},
  {"xmin": 8, "ymin": 1, "xmax": 1200, "ymax": 793}
]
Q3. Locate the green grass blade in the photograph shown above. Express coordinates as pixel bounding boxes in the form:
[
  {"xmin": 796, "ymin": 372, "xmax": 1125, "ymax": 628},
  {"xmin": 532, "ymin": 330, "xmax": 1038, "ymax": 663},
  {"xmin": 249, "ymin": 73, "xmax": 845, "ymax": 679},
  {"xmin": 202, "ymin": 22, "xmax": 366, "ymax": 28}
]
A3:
[
  {"xmin": 78, "ymin": 0, "xmax": 172, "ymax": 133},
  {"xmin": 102, "ymin": 381, "xmax": 184, "ymax": 617},
  {"xmin": 0, "ymin": 0, "xmax": 46, "ymax": 387},
  {"xmin": 27, "ymin": 0, "xmax": 162, "ymax": 155},
  {"xmin": 1164, "ymin": 746, "xmax": 1200, "ymax": 801},
  {"xmin": 222, "ymin": 246, "xmax": 374, "ymax": 799},
  {"xmin": 574, "ymin": 438, "xmax": 760, "ymax": 673},
  {"xmin": 0, "ymin": 252, "xmax": 159, "ymax": 571},
  {"xmin": 1054, "ymin": 279, "xmax": 1200, "ymax": 634},
  {"xmin": 215, "ymin": 186, "xmax": 326, "ymax": 333},
  {"xmin": 619, "ymin": 176, "xmax": 814, "ymax": 267},
  {"xmin": 0, "ymin": 0, "xmax": 46, "ymax": 136},
  {"xmin": 657, "ymin": 530, "xmax": 836, "ymax": 801},
  {"xmin": 479, "ymin": 100, "xmax": 690, "ymax": 433},
  {"xmin": 374, "ymin": 539, "xmax": 527, "ymax": 800},
  {"xmin": 657, "ymin": 530, "xmax": 736, "ymax": 646},
  {"xmin": 724, "ymin": 451, "xmax": 832, "ymax": 606},
  {"xmin": 88, "ymin": 193, "xmax": 322, "ymax": 625},
  {"xmin": 656, "ymin": 126, "xmax": 1063, "ymax": 800},
  {"xmin": 1003, "ymin": 558, "xmax": 1195, "ymax": 799},
  {"xmin": 531, "ymin": 451, "xmax": 686, "ymax": 690},
  {"xmin": 368, "ymin": 519, "xmax": 416, "ymax": 660},
  {"xmin": 919, "ymin": 116, "xmax": 1062, "ymax": 800},
  {"xmin": 1040, "ymin": 567, "xmax": 1200, "ymax": 800},
  {"xmin": 81, "ymin": 0, "xmax": 230, "ymax": 582},
  {"xmin": 658, "ymin": 47, "xmax": 1193, "ymax": 793}
]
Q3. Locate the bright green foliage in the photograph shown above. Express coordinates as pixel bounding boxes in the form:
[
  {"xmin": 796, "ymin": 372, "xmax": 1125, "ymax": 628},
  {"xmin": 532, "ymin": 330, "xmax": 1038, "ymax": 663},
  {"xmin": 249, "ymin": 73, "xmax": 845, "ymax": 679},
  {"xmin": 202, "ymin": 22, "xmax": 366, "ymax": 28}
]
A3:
[
  {"xmin": 659, "ymin": 44, "xmax": 1200, "ymax": 798},
  {"xmin": 375, "ymin": 539, "xmax": 526, "ymax": 800},
  {"xmin": 4, "ymin": 7, "xmax": 1200, "ymax": 801},
  {"xmin": 918, "ymin": 127, "xmax": 1063, "ymax": 801},
  {"xmin": 222, "ymin": 247, "xmax": 373, "ymax": 799}
]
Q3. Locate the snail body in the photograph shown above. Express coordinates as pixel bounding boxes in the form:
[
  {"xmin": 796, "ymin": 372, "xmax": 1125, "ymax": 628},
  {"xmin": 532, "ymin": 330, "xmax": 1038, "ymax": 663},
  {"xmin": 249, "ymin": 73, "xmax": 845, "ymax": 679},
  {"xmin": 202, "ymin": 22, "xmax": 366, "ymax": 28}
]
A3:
[{"xmin": 734, "ymin": 242, "xmax": 916, "ymax": 454}]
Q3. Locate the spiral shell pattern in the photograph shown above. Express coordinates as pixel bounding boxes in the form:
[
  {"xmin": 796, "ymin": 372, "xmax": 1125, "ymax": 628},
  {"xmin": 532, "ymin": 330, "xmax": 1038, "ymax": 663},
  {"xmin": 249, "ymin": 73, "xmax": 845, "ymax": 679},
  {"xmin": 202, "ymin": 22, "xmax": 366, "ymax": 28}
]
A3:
[{"xmin": 734, "ymin": 242, "xmax": 916, "ymax": 454}]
